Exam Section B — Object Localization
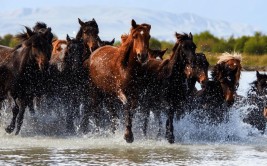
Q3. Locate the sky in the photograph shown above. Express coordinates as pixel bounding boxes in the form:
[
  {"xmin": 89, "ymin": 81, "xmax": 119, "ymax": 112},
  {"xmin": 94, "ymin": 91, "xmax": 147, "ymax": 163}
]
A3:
[
  {"xmin": 1, "ymin": 0, "xmax": 267, "ymax": 30},
  {"xmin": 1, "ymin": 0, "xmax": 267, "ymax": 38}
]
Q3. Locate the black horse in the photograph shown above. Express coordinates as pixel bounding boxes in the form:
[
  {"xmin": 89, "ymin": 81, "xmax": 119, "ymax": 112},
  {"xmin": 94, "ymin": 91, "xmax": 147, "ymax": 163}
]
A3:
[
  {"xmin": 244, "ymin": 71, "xmax": 267, "ymax": 133},
  {"xmin": 0, "ymin": 26, "xmax": 53, "ymax": 135},
  {"xmin": 46, "ymin": 34, "xmax": 88, "ymax": 134}
]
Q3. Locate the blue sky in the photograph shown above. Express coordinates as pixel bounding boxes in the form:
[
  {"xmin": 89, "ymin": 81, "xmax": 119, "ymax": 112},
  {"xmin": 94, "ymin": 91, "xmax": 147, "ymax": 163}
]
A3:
[{"xmin": 1, "ymin": 0, "xmax": 267, "ymax": 31}]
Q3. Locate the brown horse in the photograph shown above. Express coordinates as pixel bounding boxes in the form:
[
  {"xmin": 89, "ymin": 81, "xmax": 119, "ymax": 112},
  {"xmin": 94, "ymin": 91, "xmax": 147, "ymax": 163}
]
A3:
[
  {"xmin": 50, "ymin": 39, "xmax": 68, "ymax": 71},
  {"xmin": 195, "ymin": 52, "xmax": 242, "ymax": 123},
  {"xmin": 83, "ymin": 19, "xmax": 151, "ymax": 143},
  {"xmin": 0, "ymin": 26, "xmax": 52, "ymax": 135},
  {"xmin": 76, "ymin": 18, "xmax": 115, "ymax": 60}
]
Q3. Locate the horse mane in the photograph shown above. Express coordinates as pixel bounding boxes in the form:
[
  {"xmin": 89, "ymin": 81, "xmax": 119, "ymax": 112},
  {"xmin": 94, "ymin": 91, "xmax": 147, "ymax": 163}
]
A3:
[
  {"xmin": 212, "ymin": 52, "xmax": 242, "ymax": 80},
  {"xmin": 119, "ymin": 34, "xmax": 133, "ymax": 67},
  {"xmin": 175, "ymin": 32, "xmax": 192, "ymax": 42},
  {"xmin": 33, "ymin": 22, "xmax": 47, "ymax": 32},
  {"xmin": 76, "ymin": 27, "xmax": 83, "ymax": 40},
  {"xmin": 217, "ymin": 52, "xmax": 242, "ymax": 64},
  {"xmin": 15, "ymin": 26, "xmax": 32, "ymax": 42}
]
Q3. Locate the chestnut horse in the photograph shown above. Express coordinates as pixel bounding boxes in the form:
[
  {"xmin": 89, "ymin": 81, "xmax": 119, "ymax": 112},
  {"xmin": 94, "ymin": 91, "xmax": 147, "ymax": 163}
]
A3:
[
  {"xmin": 195, "ymin": 52, "xmax": 242, "ymax": 123},
  {"xmin": 244, "ymin": 71, "xmax": 267, "ymax": 133},
  {"xmin": 0, "ymin": 26, "xmax": 52, "ymax": 135},
  {"xmin": 83, "ymin": 19, "xmax": 151, "ymax": 143}
]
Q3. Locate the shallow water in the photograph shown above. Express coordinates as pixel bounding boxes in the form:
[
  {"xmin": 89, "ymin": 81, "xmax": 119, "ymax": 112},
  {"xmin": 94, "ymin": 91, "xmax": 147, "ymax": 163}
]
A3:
[{"xmin": 0, "ymin": 71, "xmax": 267, "ymax": 165}]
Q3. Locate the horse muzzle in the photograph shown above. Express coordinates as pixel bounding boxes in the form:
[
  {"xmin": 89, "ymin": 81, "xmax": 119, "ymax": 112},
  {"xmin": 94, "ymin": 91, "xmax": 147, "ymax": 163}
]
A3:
[{"xmin": 137, "ymin": 53, "xmax": 148, "ymax": 64}]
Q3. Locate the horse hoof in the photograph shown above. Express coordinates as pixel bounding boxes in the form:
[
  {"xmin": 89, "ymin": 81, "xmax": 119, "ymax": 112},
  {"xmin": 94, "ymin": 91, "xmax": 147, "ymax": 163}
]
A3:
[
  {"xmin": 15, "ymin": 130, "xmax": 20, "ymax": 135},
  {"xmin": 168, "ymin": 137, "xmax": 175, "ymax": 144},
  {"xmin": 124, "ymin": 134, "xmax": 134, "ymax": 143},
  {"xmin": 166, "ymin": 133, "xmax": 175, "ymax": 144},
  {"xmin": 124, "ymin": 129, "xmax": 134, "ymax": 143},
  {"xmin": 5, "ymin": 126, "xmax": 14, "ymax": 134}
]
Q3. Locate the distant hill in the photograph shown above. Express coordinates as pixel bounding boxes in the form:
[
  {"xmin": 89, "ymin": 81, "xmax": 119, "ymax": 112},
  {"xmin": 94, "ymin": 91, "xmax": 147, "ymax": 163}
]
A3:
[{"xmin": 0, "ymin": 6, "xmax": 260, "ymax": 41}]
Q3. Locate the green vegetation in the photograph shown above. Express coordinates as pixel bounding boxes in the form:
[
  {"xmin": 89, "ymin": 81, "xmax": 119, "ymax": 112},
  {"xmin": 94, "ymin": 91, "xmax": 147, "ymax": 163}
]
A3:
[{"xmin": 1, "ymin": 31, "xmax": 267, "ymax": 69}]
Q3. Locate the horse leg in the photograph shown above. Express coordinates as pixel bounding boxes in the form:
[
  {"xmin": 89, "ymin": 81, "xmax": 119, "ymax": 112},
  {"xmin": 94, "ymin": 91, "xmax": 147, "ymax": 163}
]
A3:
[
  {"xmin": 165, "ymin": 107, "xmax": 175, "ymax": 144},
  {"xmin": 124, "ymin": 97, "xmax": 136, "ymax": 143},
  {"xmin": 79, "ymin": 101, "xmax": 90, "ymax": 134},
  {"xmin": 5, "ymin": 101, "xmax": 19, "ymax": 134},
  {"xmin": 124, "ymin": 104, "xmax": 134, "ymax": 143},
  {"xmin": 106, "ymin": 99, "xmax": 118, "ymax": 134},
  {"xmin": 15, "ymin": 98, "xmax": 27, "ymax": 135},
  {"xmin": 28, "ymin": 98, "xmax": 35, "ymax": 116},
  {"xmin": 155, "ymin": 110, "xmax": 162, "ymax": 139},
  {"xmin": 65, "ymin": 99, "xmax": 77, "ymax": 135},
  {"xmin": 142, "ymin": 107, "xmax": 150, "ymax": 137}
]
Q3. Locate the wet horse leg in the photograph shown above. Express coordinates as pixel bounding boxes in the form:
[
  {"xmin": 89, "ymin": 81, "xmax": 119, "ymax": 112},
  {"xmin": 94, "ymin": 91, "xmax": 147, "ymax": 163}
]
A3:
[
  {"xmin": 142, "ymin": 105, "xmax": 150, "ymax": 137},
  {"xmin": 79, "ymin": 90, "xmax": 102, "ymax": 134},
  {"xmin": 165, "ymin": 107, "xmax": 175, "ymax": 144},
  {"xmin": 124, "ymin": 96, "xmax": 137, "ymax": 143},
  {"xmin": 124, "ymin": 103, "xmax": 134, "ymax": 143},
  {"xmin": 106, "ymin": 99, "xmax": 119, "ymax": 134},
  {"xmin": 15, "ymin": 98, "xmax": 28, "ymax": 135},
  {"xmin": 5, "ymin": 101, "xmax": 19, "ymax": 134},
  {"xmin": 65, "ymin": 99, "xmax": 78, "ymax": 135},
  {"xmin": 154, "ymin": 110, "xmax": 162, "ymax": 138}
]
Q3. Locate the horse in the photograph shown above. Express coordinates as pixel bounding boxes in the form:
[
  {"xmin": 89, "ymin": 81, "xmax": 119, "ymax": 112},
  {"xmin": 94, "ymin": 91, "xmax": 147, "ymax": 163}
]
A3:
[
  {"xmin": 195, "ymin": 52, "xmax": 242, "ymax": 123},
  {"xmin": 0, "ymin": 26, "xmax": 52, "ymax": 135},
  {"xmin": 136, "ymin": 32, "xmax": 197, "ymax": 143},
  {"xmin": 243, "ymin": 71, "xmax": 267, "ymax": 133},
  {"xmin": 46, "ymin": 34, "xmax": 87, "ymax": 134},
  {"xmin": 82, "ymin": 19, "xmax": 151, "ymax": 143},
  {"xmin": 50, "ymin": 39, "xmax": 68, "ymax": 72},
  {"xmin": 148, "ymin": 48, "xmax": 167, "ymax": 60},
  {"xmin": 76, "ymin": 18, "xmax": 115, "ymax": 60}
]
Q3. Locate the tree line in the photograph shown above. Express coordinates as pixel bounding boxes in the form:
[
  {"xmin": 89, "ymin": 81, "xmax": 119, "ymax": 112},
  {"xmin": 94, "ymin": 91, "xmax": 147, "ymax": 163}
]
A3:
[{"xmin": 1, "ymin": 31, "xmax": 267, "ymax": 55}]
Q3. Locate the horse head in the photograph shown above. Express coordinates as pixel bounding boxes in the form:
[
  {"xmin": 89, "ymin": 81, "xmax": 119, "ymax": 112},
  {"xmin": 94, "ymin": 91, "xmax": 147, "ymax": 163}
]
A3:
[
  {"xmin": 185, "ymin": 53, "xmax": 209, "ymax": 85},
  {"xmin": 212, "ymin": 52, "xmax": 242, "ymax": 106},
  {"xmin": 77, "ymin": 18, "xmax": 100, "ymax": 53},
  {"xmin": 16, "ymin": 26, "xmax": 52, "ymax": 72},
  {"xmin": 148, "ymin": 48, "xmax": 167, "ymax": 60},
  {"xmin": 129, "ymin": 19, "xmax": 151, "ymax": 64},
  {"xmin": 170, "ymin": 33, "xmax": 197, "ymax": 78},
  {"xmin": 253, "ymin": 71, "xmax": 267, "ymax": 96}
]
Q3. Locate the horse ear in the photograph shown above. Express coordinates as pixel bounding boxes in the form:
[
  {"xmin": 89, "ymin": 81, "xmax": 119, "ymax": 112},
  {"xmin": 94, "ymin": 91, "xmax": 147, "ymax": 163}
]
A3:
[
  {"xmin": 189, "ymin": 32, "xmax": 193, "ymax": 40},
  {"xmin": 110, "ymin": 38, "xmax": 115, "ymax": 45},
  {"xmin": 66, "ymin": 34, "xmax": 71, "ymax": 41},
  {"xmin": 25, "ymin": 26, "xmax": 34, "ymax": 38},
  {"xmin": 161, "ymin": 48, "xmax": 168, "ymax": 57},
  {"xmin": 256, "ymin": 71, "xmax": 260, "ymax": 78},
  {"xmin": 131, "ymin": 19, "xmax": 137, "ymax": 29},
  {"xmin": 78, "ymin": 18, "xmax": 85, "ymax": 26},
  {"xmin": 92, "ymin": 18, "xmax": 96, "ymax": 22}
]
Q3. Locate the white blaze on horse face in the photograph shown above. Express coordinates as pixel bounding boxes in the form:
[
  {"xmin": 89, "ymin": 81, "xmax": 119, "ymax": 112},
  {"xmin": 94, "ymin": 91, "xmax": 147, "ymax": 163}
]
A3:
[{"xmin": 140, "ymin": 31, "xmax": 144, "ymax": 35}]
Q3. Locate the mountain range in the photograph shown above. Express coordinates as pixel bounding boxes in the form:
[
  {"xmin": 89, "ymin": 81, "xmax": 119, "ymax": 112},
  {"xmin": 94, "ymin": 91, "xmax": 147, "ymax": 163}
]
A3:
[{"xmin": 0, "ymin": 6, "xmax": 261, "ymax": 41}]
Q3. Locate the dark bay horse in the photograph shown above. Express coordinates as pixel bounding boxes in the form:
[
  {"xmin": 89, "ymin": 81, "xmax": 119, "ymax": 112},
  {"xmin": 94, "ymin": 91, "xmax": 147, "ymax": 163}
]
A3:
[
  {"xmin": 85, "ymin": 19, "xmax": 151, "ymax": 143},
  {"xmin": 47, "ymin": 35, "xmax": 87, "ymax": 134},
  {"xmin": 76, "ymin": 18, "xmax": 115, "ymax": 60},
  {"xmin": 195, "ymin": 52, "xmax": 242, "ymax": 123},
  {"xmin": 0, "ymin": 26, "xmax": 52, "ymax": 135},
  {"xmin": 244, "ymin": 71, "xmax": 267, "ymax": 133},
  {"xmin": 138, "ymin": 33, "xmax": 198, "ymax": 143}
]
